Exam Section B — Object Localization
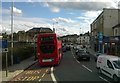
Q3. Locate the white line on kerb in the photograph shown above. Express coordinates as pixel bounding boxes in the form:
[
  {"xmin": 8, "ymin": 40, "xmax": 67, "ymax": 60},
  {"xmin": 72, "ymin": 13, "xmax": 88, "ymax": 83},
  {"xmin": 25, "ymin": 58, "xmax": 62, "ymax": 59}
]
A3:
[
  {"xmin": 99, "ymin": 76, "xmax": 111, "ymax": 83},
  {"xmin": 82, "ymin": 65, "xmax": 92, "ymax": 72},
  {"xmin": 51, "ymin": 67, "xmax": 57, "ymax": 83}
]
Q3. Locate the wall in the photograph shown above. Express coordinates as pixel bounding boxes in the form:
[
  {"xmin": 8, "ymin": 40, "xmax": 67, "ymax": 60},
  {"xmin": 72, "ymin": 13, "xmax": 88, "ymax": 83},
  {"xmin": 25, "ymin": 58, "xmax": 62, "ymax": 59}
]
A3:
[{"xmin": 103, "ymin": 9, "xmax": 119, "ymax": 36}]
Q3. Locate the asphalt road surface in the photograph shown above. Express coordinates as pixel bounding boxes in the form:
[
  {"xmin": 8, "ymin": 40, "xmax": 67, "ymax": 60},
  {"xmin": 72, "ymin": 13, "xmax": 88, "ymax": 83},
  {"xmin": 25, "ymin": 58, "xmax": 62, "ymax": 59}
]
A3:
[
  {"xmin": 9, "ymin": 48, "xmax": 114, "ymax": 83},
  {"xmin": 9, "ymin": 62, "xmax": 53, "ymax": 82},
  {"xmin": 53, "ymin": 48, "xmax": 113, "ymax": 82}
]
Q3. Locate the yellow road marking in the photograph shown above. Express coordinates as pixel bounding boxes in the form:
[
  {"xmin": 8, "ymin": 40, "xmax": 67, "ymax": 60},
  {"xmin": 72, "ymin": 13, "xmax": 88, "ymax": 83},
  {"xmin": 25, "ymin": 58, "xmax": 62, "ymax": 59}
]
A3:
[{"xmin": 22, "ymin": 76, "xmax": 28, "ymax": 81}]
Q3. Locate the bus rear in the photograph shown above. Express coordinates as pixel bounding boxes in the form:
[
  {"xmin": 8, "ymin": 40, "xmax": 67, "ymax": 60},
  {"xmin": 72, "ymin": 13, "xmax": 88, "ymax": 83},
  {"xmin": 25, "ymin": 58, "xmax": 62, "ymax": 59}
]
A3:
[{"xmin": 37, "ymin": 33, "xmax": 62, "ymax": 66}]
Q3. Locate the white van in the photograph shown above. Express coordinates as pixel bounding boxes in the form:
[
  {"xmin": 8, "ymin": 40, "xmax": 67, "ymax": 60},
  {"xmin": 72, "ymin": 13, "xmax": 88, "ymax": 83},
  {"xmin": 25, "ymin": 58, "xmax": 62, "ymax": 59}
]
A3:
[{"xmin": 96, "ymin": 55, "xmax": 120, "ymax": 82}]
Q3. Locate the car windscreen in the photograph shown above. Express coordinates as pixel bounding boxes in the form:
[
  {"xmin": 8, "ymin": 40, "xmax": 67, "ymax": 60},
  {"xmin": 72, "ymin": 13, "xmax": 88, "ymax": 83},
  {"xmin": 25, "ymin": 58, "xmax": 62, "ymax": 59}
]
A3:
[{"xmin": 113, "ymin": 60, "xmax": 120, "ymax": 69}]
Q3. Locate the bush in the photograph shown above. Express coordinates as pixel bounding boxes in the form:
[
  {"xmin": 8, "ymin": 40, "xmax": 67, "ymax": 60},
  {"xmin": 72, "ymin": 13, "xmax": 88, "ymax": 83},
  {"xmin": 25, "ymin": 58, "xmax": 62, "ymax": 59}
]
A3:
[{"xmin": 2, "ymin": 42, "xmax": 35, "ymax": 69}]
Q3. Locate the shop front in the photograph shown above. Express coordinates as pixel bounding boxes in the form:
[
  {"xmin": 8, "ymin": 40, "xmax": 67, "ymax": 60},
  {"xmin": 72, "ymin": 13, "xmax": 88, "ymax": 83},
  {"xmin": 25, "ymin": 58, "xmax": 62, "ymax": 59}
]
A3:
[{"xmin": 103, "ymin": 36, "xmax": 120, "ymax": 57}]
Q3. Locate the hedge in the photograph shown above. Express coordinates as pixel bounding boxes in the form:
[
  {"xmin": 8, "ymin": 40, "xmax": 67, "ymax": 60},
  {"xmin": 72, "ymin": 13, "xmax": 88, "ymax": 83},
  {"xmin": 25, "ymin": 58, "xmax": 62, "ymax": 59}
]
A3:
[{"xmin": 2, "ymin": 42, "xmax": 35, "ymax": 69}]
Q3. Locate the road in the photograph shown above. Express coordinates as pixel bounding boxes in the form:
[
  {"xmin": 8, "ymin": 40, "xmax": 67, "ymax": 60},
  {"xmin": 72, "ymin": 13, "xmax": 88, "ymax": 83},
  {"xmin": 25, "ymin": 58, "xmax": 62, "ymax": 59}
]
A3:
[
  {"xmin": 9, "ymin": 48, "xmax": 113, "ymax": 82},
  {"xmin": 10, "ymin": 62, "xmax": 53, "ymax": 82},
  {"xmin": 53, "ymin": 48, "xmax": 113, "ymax": 82}
]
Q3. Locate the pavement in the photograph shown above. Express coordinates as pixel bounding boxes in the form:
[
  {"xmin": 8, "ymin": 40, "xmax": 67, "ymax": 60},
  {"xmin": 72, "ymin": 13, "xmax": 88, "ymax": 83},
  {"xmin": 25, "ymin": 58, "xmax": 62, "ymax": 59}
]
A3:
[
  {"xmin": 87, "ymin": 48, "xmax": 96, "ymax": 55},
  {"xmin": 0, "ymin": 56, "xmax": 37, "ymax": 82}
]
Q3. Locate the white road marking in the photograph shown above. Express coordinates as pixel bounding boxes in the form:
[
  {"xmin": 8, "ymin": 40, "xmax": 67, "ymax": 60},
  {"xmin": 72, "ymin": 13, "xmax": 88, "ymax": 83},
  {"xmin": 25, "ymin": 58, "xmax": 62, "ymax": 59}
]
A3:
[
  {"xmin": 99, "ymin": 76, "xmax": 111, "ymax": 83},
  {"xmin": 38, "ymin": 79, "xmax": 41, "ymax": 82},
  {"xmin": 51, "ymin": 67, "xmax": 57, "ymax": 83},
  {"xmin": 82, "ymin": 65, "xmax": 92, "ymax": 72},
  {"xmin": 42, "ymin": 73, "xmax": 46, "ymax": 77},
  {"xmin": 76, "ymin": 60, "xmax": 80, "ymax": 63},
  {"xmin": 37, "ymin": 70, "xmax": 41, "ymax": 74},
  {"xmin": 46, "ymin": 69, "xmax": 49, "ymax": 73},
  {"xmin": 71, "ymin": 50, "xmax": 80, "ymax": 64}
]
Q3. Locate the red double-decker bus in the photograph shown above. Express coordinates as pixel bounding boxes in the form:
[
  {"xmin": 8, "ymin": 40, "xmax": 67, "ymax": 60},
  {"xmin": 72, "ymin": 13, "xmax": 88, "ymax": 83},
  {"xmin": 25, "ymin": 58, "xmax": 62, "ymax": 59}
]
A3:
[{"xmin": 37, "ymin": 33, "xmax": 62, "ymax": 66}]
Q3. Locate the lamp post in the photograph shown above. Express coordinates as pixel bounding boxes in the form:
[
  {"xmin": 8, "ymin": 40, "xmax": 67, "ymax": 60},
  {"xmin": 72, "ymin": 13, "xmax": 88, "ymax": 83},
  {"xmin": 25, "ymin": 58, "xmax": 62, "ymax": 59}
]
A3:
[
  {"xmin": 53, "ymin": 22, "xmax": 58, "ymax": 33},
  {"xmin": 11, "ymin": 1, "xmax": 14, "ymax": 65}
]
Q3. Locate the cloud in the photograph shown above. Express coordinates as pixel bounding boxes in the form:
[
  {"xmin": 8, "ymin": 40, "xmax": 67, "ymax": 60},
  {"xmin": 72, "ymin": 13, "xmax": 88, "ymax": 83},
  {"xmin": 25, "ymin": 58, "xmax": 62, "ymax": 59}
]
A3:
[
  {"xmin": 118, "ymin": 1, "xmax": 120, "ymax": 8},
  {"xmin": 53, "ymin": 17, "xmax": 75, "ymax": 23},
  {"xmin": 67, "ymin": 12, "xmax": 75, "ymax": 15},
  {"xmin": 44, "ymin": 1, "xmax": 117, "ymax": 12},
  {"xmin": 75, "ymin": 11, "xmax": 102, "ymax": 33},
  {"xmin": 50, "ymin": 7, "xmax": 60, "ymax": 13},
  {"xmin": 2, "ymin": 8, "xmax": 10, "ymax": 14},
  {"xmin": 2, "ymin": 7, "xmax": 23, "ymax": 16},
  {"xmin": 76, "ymin": 11, "xmax": 102, "ymax": 24},
  {"xmin": 12, "ymin": 7, "xmax": 23, "ymax": 15},
  {"xmin": 0, "ymin": 25, "xmax": 2, "ymax": 33},
  {"xmin": 2, "ymin": 16, "xmax": 79, "ymax": 36}
]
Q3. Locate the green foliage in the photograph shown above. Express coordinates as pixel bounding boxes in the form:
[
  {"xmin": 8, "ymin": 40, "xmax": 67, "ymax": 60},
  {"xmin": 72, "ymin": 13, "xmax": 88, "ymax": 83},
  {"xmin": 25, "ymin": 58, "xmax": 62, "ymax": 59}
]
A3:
[{"xmin": 2, "ymin": 42, "xmax": 34, "ymax": 69}]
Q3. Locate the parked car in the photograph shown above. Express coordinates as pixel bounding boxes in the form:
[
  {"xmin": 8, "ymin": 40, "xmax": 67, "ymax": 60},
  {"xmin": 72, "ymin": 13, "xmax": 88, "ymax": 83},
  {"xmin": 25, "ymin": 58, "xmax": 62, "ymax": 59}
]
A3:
[
  {"xmin": 97, "ymin": 55, "xmax": 120, "ymax": 82},
  {"xmin": 76, "ymin": 51, "xmax": 90, "ymax": 61},
  {"xmin": 75, "ymin": 49, "xmax": 86, "ymax": 55},
  {"xmin": 93, "ymin": 52, "xmax": 103, "ymax": 62},
  {"xmin": 66, "ymin": 44, "xmax": 71, "ymax": 51}
]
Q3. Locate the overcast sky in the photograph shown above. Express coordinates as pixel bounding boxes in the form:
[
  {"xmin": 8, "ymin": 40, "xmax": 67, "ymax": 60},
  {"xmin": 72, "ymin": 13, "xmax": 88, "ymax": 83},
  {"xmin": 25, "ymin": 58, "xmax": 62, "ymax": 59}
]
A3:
[{"xmin": 1, "ymin": 0, "xmax": 120, "ymax": 36}]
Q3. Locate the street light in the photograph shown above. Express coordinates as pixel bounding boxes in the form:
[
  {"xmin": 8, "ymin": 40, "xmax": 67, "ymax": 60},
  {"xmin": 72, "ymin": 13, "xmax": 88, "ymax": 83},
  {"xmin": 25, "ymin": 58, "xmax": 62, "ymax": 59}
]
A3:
[
  {"xmin": 53, "ymin": 22, "xmax": 58, "ymax": 33},
  {"xmin": 11, "ymin": 1, "xmax": 14, "ymax": 65}
]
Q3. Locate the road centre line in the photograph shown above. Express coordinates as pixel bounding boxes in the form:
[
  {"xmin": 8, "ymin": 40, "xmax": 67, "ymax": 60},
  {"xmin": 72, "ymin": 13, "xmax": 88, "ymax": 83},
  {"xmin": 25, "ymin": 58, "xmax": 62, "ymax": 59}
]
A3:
[
  {"xmin": 51, "ymin": 67, "xmax": 57, "ymax": 83},
  {"xmin": 72, "ymin": 49, "xmax": 93, "ymax": 72},
  {"xmin": 82, "ymin": 65, "xmax": 92, "ymax": 72},
  {"xmin": 99, "ymin": 76, "xmax": 111, "ymax": 83},
  {"xmin": 71, "ymin": 48, "xmax": 110, "ymax": 83}
]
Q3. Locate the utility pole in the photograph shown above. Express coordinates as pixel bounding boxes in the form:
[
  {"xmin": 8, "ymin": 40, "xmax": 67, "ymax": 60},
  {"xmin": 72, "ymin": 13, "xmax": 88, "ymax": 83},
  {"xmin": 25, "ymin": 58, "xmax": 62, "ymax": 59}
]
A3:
[{"xmin": 11, "ymin": 1, "xmax": 14, "ymax": 65}]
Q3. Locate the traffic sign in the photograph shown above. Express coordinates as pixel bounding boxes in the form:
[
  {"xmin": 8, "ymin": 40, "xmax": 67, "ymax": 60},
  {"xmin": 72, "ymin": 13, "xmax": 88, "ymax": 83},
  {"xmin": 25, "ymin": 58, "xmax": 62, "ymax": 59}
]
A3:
[
  {"xmin": 98, "ymin": 32, "xmax": 103, "ymax": 43},
  {"xmin": 1, "ymin": 40, "xmax": 8, "ymax": 52},
  {"xmin": 2, "ymin": 40, "xmax": 8, "ymax": 48}
]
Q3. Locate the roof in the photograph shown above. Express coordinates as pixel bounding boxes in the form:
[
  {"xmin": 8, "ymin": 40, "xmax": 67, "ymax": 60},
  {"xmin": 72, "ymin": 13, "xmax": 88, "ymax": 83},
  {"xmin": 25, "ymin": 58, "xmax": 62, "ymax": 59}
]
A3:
[{"xmin": 27, "ymin": 27, "xmax": 54, "ymax": 33}]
